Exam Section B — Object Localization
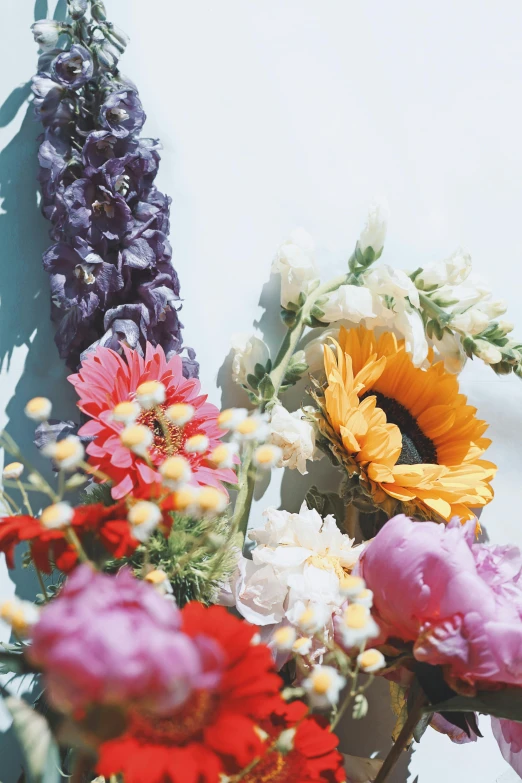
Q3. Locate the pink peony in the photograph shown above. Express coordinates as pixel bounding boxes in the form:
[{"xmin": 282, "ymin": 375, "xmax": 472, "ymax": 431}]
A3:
[
  {"xmin": 492, "ymin": 718, "xmax": 522, "ymax": 777},
  {"xmin": 29, "ymin": 566, "xmax": 223, "ymax": 715},
  {"xmin": 359, "ymin": 514, "xmax": 522, "ymax": 686},
  {"xmin": 69, "ymin": 343, "xmax": 236, "ymax": 499}
]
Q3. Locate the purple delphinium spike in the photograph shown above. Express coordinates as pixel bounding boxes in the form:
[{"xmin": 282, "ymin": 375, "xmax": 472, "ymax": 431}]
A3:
[{"xmin": 31, "ymin": 1, "xmax": 198, "ymax": 378}]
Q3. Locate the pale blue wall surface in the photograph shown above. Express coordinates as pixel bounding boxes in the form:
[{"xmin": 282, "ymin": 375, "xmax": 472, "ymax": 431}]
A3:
[{"xmin": 1, "ymin": 2, "xmax": 522, "ymax": 781}]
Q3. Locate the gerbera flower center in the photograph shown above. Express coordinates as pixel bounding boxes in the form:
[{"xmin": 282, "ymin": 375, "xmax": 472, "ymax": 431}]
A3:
[
  {"xmin": 130, "ymin": 690, "xmax": 218, "ymax": 746},
  {"xmin": 363, "ymin": 391, "xmax": 438, "ymax": 465},
  {"xmin": 137, "ymin": 404, "xmax": 184, "ymax": 458}
]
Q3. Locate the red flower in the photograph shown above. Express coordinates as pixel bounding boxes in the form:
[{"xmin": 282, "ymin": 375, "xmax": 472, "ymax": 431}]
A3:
[
  {"xmin": 0, "ymin": 502, "xmax": 142, "ymax": 574},
  {"xmin": 239, "ymin": 701, "xmax": 347, "ymax": 783},
  {"xmin": 69, "ymin": 343, "xmax": 236, "ymax": 500},
  {"xmin": 96, "ymin": 604, "xmax": 284, "ymax": 783}
]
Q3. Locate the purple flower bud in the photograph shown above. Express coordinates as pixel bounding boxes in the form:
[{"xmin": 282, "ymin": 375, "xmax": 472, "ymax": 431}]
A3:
[{"xmin": 99, "ymin": 89, "xmax": 145, "ymax": 138}]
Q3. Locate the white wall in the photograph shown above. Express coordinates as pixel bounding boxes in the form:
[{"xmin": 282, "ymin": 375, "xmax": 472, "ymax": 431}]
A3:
[{"xmin": 1, "ymin": 1, "xmax": 521, "ymax": 780}]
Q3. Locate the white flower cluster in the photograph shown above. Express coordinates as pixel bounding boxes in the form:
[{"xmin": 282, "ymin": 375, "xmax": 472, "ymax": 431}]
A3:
[{"xmin": 223, "ymin": 503, "xmax": 365, "ymax": 653}]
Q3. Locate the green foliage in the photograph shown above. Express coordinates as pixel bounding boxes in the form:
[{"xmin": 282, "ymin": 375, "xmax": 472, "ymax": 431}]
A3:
[
  {"xmin": 109, "ymin": 513, "xmax": 241, "ymax": 607},
  {"xmin": 78, "ymin": 482, "xmax": 114, "ymax": 507},
  {"xmin": 304, "ymin": 485, "xmax": 346, "ymax": 531},
  {"xmin": 4, "ymin": 695, "xmax": 61, "ymax": 783}
]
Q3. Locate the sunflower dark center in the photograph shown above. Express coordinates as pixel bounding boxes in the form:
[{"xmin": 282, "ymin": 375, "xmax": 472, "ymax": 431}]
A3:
[{"xmin": 362, "ymin": 391, "xmax": 438, "ymax": 465}]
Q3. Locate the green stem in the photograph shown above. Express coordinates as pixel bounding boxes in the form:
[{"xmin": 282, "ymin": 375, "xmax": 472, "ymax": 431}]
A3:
[
  {"xmin": 418, "ymin": 292, "xmax": 452, "ymax": 326},
  {"xmin": 373, "ymin": 687, "xmax": 426, "ymax": 783},
  {"xmin": 233, "ymin": 274, "xmax": 350, "ymax": 541},
  {"xmin": 231, "ymin": 443, "xmax": 256, "ymax": 538},
  {"xmin": 15, "ymin": 480, "xmax": 33, "ymax": 516},
  {"xmin": 269, "ymin": 274, "xmax": 349, "ymax": 399},
  {"xmin": 35, "ymin": 567, "xmax": 49, "ymax": 603}
]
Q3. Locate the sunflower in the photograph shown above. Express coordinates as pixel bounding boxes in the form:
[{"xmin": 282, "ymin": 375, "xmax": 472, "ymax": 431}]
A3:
[{"xmin": 311, "ymin": 325, "xmax": 496, "ymax": 522}]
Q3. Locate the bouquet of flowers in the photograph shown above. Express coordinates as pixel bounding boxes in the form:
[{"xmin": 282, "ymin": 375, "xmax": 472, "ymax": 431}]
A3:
[{"xmin": 2, "ymin": 2, "xmax": 522, "ymax": 782}]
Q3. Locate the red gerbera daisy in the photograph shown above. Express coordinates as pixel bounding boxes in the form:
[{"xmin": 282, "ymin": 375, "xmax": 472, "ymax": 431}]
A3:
[
  {"xmin": 96, "ymin": 604, "xmax": 284, "ymax": 783},
  {"xmin": 0, "ymin": 502, "xmax": 142, "ymax": 573},
  {"xmin": 69, "ymin": 343, "xmax": 236, "ymax": 500},
  {"xmin": 236, "ymin": 701, "xmax": 347, "ymax": 783}
]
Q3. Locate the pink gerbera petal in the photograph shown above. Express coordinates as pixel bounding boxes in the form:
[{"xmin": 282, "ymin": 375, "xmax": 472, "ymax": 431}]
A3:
[{"xmin": 71, "ymin": 342, "xmax": 235, "ymax": 500}]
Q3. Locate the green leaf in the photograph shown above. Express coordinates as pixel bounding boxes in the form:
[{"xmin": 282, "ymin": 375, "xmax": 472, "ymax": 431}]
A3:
[
  {"xmin": 352, "ymin": 693, "xmax": 368, "ymax": 719},
  {"xmin": 0, "ymin": 651, "xmax": 28, "ymax": 676},
  {"xmin": 427, "ymin": 687, "xmax": 522, "ymax": 722},
  {"xmin": 254, "ymin": 363, "xmax": 267, "ymax": 380},
  {"xmin": 258, "ymin": 374, "xmax": 275, "ymax": 401},
  {"xmin": 4, "ymin": 696, "xmax": 61, "ymax": 783},
  {"xmin": 304, "ymin": 486, "xmax": 345, "ymax": 529},
  {"xmin": 246, "ymin": 373, "xmax": 260, "ymax": 390},
  {"xmin": 310, "ymin": 305, "xmax": 326, "ymax": 321},
  {"xmin": 281, "ymin": 308, "xmax": 297, "ymax": 328}
]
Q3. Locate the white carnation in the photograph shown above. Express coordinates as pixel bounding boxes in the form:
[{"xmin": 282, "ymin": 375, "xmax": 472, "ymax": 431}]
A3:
[{"xmin": 268, "ymin": 404, "xmax": 319, "ymax": 475}]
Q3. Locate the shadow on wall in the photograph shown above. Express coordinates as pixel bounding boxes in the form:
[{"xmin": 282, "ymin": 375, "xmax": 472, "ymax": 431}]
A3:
[
  {"xmin": 217, "ymin": 275, "xmax": 412, "ymax": 783},
  {"xmin": 0, "ymin": 1, "xmax": 74, "ymax": 780}
]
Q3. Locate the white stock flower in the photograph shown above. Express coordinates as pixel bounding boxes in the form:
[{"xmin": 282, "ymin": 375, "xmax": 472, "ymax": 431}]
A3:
[
  {"xmin": 268, "ymin": 404, "xmax": 320, "ymax": 475},
  {"xmin": 364, "ymin": 264, "xmax": 420, "ymax": 309},
  {"xmin": 417, "ymin": 249, "xmax": 472, "ymax": 289},
  {"xmin": 442, "ymin": 274, "xmax": 492, "ymax": 310},
  {"xmin": 229, "ymin": 503, "xmax": 364, "ymax": 633},
  {"xmin": 320, "ymin": 285, "xmax": 379, "ymax": 324},
  {"xmin": 304, "ymin": 327, "xmax": 344, "ymax": 375},
  {"xmin": 431, "ymin": 331, "xmax": 467, "ymax": 374},
  {"xmin": 451, "ymin": 308, "xmax": 490, "ymax": 336},
  {"xmin": 358, "ymin": 198, "xmax": 389, "ymax": 255},
  {"xmin": 231, "ymin": 333, "xmax": 270, "ymax": 386},
  {"xmin": 393, "ymin": 304, "xmax": 429, "ymax": 367},
  {"xmin": 474, "ymin": 340, "xmax": 503, "ymax": 365},
  {"xmin": 272, "ymin": 228, "xmax": 319, "ymax": 308},
  {"xmin": 479, "ymin": 299, "xmax": 507, "ymax": 319}
]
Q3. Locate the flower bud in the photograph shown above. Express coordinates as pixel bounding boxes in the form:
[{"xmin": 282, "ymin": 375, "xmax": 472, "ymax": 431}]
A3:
[
  {"xmin": 91, "ymin": 0, "xmax": 107, "ymax": 21},
  {"xmin": 42, "ymin": 435, "xmax": 84, "ymax": 471},
  {"xmin": 68, "ymin": 0, "xmax": 88, "ymax": 20},
  {"xmin": 358, "ymin": 197, "xmax": 389, "ymax": 256},
  {"xmin": 481, "ymin": 299, "xmax": 507, "ymax": 318},
  {"xmin": 120, "ymin": 425, "xmax": 153, "ymax": 456},
  {"xmin": 159, "ymin": 455, "xmax": 192, "ymax": 489},
  {"xmin": 474, "ymin": 340, "xmax": 503, "ymax": 365},
  {"xmin": 136, "ymin": 380, "xmax": 166, "ymax": 410},
  {"xmin": 253, "ymin": 444, "xmax": 283, "ymax": 470},
  {"xmin": 41, "ymin": 502, "xmax": 74, "ymax": 530},
  {"xmin": 2, "ymin": 462, "xmax": 24, "ymax": 480},
  {"xmin": 498, "ymin": 320, "xmax": 515, "ymax": 334},
  {"xmin": 451, "ymin": 308, "xmax": 490, "ymax": 336},
  {"xmin": 25, "ymin": 397, "xmax": 52, "ymax": 422},
  {"xmin": 275, "ymin": 728, "xmax": 297, "ymax": 754},
  {"xmin": 128, "ymin": 501, "xmax": 162, "ymax": 542},
  {"xmin": 231, "ymin": 333, "xmax": 270, "ymax": 387},
  {"xmin": 112, "ymin": 400, "xmax": 141, "ymax": 425},
  {"xmin": 184, "ymin": 434, "xmax": 210, "ymax": 454},
  {"xmin": 31, "ymin": 20, "xmax": 64, "ymax": 52},
  {"xmin": 272, "ymin": 229, "xmax": 319, "ymax": 308},
  {"xmin": 357, "ymin": 648, "xmax": 386, "ymax": 673},
  {"xmin": 217, "ymin": 408, "xmax": 248, "ymax": 431},
  {"xmin": 416, "ymin": 249, "xmax": 472, "ymax": 290},
  {"xmin": 165, "ymin": 403, "xmax": 195, "ymax": 427},
  {"xmin": 197, "ymin": 487, "xmax": 228, "ymax": 516}
]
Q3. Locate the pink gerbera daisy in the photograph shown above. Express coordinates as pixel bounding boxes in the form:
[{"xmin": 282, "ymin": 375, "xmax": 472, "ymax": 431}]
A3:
[{"xmin": 69, "ymin": 343, "xmax": 236, "ymax": 500}]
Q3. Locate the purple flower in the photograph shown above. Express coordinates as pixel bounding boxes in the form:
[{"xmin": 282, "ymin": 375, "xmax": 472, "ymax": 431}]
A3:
[
  {"xmin": 51, "ymin": 44, "xmax": 94, "ymax": 88},
  {"xmin": 29, "ymin": 566, "xmax": 223, "ymax": 715},
  {"xmin": 99, "ymin": 89, "xmax": 145, "ymax": 138},
  {"xmin": 63, "ymin": 176, "xmax": 133, "ymax": 244},
  {"xmin": 360, "ymin": 515, "xmax": 522, "ymax": 687},
  {"xmin": 32, "ymin": 7, "xmax": 196, "ymax": 374}
]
